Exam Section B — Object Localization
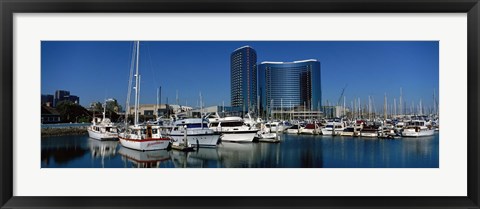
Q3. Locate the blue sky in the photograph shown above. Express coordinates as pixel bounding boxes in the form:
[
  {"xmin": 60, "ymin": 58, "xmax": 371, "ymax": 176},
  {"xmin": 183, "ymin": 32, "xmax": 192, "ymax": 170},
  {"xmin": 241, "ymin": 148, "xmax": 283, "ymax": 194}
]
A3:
[{"xmin": 41, "ymin": 41, "xmax": 438, "ymax": 113}]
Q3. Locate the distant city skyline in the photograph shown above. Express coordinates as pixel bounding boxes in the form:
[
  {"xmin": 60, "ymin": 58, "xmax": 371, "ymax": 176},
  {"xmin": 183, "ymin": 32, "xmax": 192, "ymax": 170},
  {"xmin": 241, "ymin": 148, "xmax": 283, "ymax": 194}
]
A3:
[{"xmin": 41, "ymin": 41, "xmax": 439, "ymax": 114}]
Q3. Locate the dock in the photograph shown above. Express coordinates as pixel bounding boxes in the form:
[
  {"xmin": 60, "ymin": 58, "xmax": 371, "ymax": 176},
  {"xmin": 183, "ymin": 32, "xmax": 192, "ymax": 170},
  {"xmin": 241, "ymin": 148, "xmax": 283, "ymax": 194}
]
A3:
[
  {"xmin": 171, "ymin": 144, "xmax": 195, "ymax": 151},
  {"xmin": 258, "ymin": 135, "xmax": 281, "ymax": 143}
]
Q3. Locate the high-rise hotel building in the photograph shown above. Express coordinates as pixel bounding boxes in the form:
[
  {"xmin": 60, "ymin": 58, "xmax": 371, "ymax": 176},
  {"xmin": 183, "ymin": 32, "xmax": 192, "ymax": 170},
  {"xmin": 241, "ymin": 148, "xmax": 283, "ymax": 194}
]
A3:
[
  {"xmin": 258, "ymin": 60, "xmax": 321, "ymax": 114},
  {"xmin": 231, "ymin": 46, "xmax": 257, "ymax": 112}
]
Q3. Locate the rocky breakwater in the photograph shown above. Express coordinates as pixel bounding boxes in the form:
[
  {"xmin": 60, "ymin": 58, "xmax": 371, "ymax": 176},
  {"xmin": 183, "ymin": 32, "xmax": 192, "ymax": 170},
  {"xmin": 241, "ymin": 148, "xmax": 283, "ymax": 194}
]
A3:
[{"xmin": 41, "ymin": 125, "xmax": 88, "ymax": 137}]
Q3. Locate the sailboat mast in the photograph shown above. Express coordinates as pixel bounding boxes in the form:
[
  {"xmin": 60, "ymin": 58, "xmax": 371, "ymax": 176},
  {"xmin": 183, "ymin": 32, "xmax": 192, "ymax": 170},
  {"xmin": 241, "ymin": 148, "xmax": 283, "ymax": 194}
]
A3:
[
  {"xmin": 399, "ymin": 87, "xmax": 403, "ymax": 116},
  {"xmin": 433, "ymin": 89, "xmax": 437, "ymax": 116},
  {"xmin": 103, "ymin": 100, "xmax": 106, "ymax": 121},
  {"xmin": 125, "ymin": 42, "xmax": 137, "ymax": 127},
  {"xmin": 156, "ymin": 87, "xmax": 159, "ymax": 118},
  {"xmin": 384, "ymin": 93, "xmax": 387, "ymax": 120},
  {"xmin": 134, "ymin": 41, "xmax": 140, "ymax": 126}
]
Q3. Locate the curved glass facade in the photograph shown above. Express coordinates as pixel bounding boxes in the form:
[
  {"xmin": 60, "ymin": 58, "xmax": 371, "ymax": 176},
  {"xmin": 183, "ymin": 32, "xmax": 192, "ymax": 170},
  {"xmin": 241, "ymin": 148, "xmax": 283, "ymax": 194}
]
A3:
[
  {"xmin": 258, "ymin": 60, "xmax": 321, "ymax": 114},
  {"xmin": 231, "ymin": 46, "xmax": 257, "ymax": 112}
]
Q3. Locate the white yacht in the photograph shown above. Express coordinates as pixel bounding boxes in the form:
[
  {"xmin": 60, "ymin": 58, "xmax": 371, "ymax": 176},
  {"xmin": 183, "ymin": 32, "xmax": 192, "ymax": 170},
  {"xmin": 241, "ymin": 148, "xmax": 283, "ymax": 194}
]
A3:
[
  {"xmin": 285, "ymin": 124, "xmax": 301, "ymax": 134},
  {"xmin": 360, "ymin": 125, "xmax": 380, "ymax": 137},
  {"xmin": 118, "ymin": 41, "xmax": 171, "ymax": 151},
  {"xmin": 394, "ymin": 121, "xmax": 406, "ymax": 133},
  {"xmin": 87, "ymin": 103, "xmax": 118, "ymax": 140},
  {"xmin": 256, "ymin": 123, "xmax": 279, "ymax": 142},
  {"xmin": 265, "ymin": 121, "xmax": 292, "ymax": 133},
  {"xmin": 401, "ymin": 120, "xmax": 435, "ymax": 137},
  {"xmin": 119, "ymin": 124, "xmax": 171, "ymax": 151},
  {"xmin": 299, "ymin": 123, "xmax": 321, "ymax": 135},
  {"xmin": 170, "ymin": 118, "xmax": 220, "ymax": 148},
  {"xmin": 208, "ymin": 116, "xmax": 259, "ymax": 143},
  {"xmin": 340, "ymin": 127, "xmax": 361, "ymax": 136},
  {"xmin": 321, "ymin": 118, "xmax": 345, "ymax": 136}
]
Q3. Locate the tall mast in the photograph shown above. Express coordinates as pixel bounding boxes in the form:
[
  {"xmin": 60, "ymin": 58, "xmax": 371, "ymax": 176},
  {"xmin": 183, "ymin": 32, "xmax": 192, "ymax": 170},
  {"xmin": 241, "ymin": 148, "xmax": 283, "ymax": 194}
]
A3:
[
  {"xmin": 156, "ymin": 87, "xmax": 159, "ymax": 118},
  {"xmin": 199, "ymin": 91, "xmax": 203, "ymax": 117},
  {"xmin": 358, "ymin": 98, "xmax": 361, "ymax": 119},
  {"xmin": 353, "ymin": 98, "xmax": 357, "ymax": 119},
  {"xmin": 393, "ymin": 98, "xmax": 397, "ymax": 117},
  {"xmin": 102, "ymin": 100, "xmax": 106, "ymax": 121},
  {"xmin": 384, "ymin": 93, "xmax": 387, "ymax": 120},
  {"xmin": 399, "ymin": 87, "xmax": 403, "ymax": 116},
  {"xmin": 134, "ymin": 41, "xmax": 140, "ymax": 126},
  {"xmin": 433, "ymin": 89, "xmax": 437, "ymax": 116},
  {"xmin": 176, "ymin": 90, "xmax": 179, "ymax": 105},
  {"xmin": 419, "ymin": 99, "xmax": 423, "ymax": 115},
  {"xmin": 125, "ymin": 42, "xmax": 137, "ymax": 127},
  {"xmin": 368, "ymin": 96, "xmax": 372, "ymax": 120}
]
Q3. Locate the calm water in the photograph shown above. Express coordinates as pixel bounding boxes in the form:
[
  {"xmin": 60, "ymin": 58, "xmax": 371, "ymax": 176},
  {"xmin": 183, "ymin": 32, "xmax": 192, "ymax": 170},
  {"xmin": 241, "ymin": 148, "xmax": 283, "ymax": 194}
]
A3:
[{"xmin": 41, "ymin": 133, "xmax": 439, "ymax": 168}]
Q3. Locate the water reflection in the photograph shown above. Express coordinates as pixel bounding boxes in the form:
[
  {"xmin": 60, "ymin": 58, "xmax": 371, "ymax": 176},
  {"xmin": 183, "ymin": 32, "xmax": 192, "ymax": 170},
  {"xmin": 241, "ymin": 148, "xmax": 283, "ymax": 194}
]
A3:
[
  {"xmin": 41, "ymin": 135, "xmax": 89, "ymax": 167},
  {"xmin": 88, "ymin": 139, "xmax": 118, "ymax": 168},
  {"xmin": 118, "ymin": 147, "xmax": 170, "ymax": 168},
  {"xmin": 41, "ymin": 133, "xmax": 439, "ymax": 168},
  {"xmin": 217, "ymin": 143, "xmax": 258, "ymax": 168}
]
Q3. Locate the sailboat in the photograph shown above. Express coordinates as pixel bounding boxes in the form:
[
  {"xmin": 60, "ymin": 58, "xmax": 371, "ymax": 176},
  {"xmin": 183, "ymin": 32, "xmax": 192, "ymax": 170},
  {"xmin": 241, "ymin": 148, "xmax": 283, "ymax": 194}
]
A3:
[{"xmin": 118, "ymin": 41, "xmax": 171, "ymax": 151}]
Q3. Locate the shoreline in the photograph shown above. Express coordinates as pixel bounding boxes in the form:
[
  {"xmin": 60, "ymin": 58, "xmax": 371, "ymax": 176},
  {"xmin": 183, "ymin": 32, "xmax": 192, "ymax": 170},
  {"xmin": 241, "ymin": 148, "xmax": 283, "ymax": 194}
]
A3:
[{"xmin": 41, "ymin": 127, "xmax": 88, "ymax": 137}]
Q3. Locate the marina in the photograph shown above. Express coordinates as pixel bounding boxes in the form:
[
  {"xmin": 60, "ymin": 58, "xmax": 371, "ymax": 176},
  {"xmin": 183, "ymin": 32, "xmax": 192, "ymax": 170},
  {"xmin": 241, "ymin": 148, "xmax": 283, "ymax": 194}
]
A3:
[
  {"xmin": 41, "ymin": 131, "xmax": 439, "ymax": 168},
  {"xmin": 41, "ymin": 41, "xmax": 440, "ymax": 168}
]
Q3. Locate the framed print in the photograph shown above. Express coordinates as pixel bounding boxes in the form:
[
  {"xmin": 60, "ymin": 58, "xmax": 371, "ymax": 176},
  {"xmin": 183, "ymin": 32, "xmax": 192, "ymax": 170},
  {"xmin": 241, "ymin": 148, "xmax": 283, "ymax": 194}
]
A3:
[{"xmin": 1, "ymin": 0, "xmax": 479, "ymax": 208}]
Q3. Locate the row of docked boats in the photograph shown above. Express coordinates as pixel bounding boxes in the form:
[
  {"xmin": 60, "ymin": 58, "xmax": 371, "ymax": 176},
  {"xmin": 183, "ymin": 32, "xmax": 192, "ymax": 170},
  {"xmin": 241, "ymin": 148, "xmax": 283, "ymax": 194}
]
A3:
[
  {"xmin": 87, "ymin": 111, "xmax": 277, "ymax": 151},
  {"xmin": 279, "ymin": 117, "xmax": 437, "ymax": 138}
]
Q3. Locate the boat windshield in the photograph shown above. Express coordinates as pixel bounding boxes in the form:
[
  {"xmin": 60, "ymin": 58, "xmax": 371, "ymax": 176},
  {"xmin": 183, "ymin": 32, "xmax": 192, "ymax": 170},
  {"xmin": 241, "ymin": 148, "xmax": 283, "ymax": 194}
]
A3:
[
  {"xmin": 177, "ymin": 123, "xmax": 209, "ymax": 128},
  {"xmin": 219, "ymin": 121, "xmax": 245, "ymax": 127},
  {"xmin": 408, "ymin": 121, "xmax": 425, "ymax": 126}
]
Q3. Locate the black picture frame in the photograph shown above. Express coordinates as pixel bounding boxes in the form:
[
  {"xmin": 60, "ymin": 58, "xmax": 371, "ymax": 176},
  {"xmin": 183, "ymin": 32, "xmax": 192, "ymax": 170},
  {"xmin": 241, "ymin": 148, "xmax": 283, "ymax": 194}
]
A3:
[{"xmin": 1, "ymin": 0, "xmax": 479, "ymax": 208}]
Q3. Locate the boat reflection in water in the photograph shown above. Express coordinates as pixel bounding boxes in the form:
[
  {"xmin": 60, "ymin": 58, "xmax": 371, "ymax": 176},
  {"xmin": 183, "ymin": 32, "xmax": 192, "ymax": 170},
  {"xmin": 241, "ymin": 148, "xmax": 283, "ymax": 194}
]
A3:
[
  {"xmin": 170, "ymin": 148, "xmax": 221, "ymax": 168},
  {"xmin": 88, "ymin": 139, "xmax": 118, "ymax": 167},
  {"xmin": 118, "ymin": 147, "xmax": 171, "ymax": 168},
  {"xmin": 41, "ymin": 133, "xmax": 439, "ymax": 168},
  {"xmin": 217, "ymin": 142, "xmax": 259, "ymax": 168}
]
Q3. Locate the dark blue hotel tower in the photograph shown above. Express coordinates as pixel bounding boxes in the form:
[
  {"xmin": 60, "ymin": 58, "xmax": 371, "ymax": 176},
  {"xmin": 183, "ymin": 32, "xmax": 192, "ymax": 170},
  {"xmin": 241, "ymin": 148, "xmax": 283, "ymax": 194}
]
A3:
[
  {"xmin": 258, "ymin": 60, "xmax": 321, "ymax": 115},
  {"xmin": 231, "ymin": 46, "xmax": 257, "ymax": 112}
]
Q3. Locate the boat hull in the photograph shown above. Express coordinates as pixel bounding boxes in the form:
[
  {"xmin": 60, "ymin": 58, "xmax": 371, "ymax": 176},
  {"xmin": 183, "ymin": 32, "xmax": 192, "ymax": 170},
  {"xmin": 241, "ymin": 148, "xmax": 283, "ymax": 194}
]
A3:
[
  {"xmin": 87, "ymin": 129, "xmax": 118, "ymax": 140},
  {"xmin": 321, "ymin": 129, "xmax": 344, "ymax": 136},
  {"xmin": 257, "ymin": 132, "xmax": 277, "ymax": 140},
  {"xmin": 119, "ymin": 137, "xmax": 170, "ymax": 151},
  {"xmin": 285, "ymin": 129, "xmax": 300, "ymax": 134},
  {"xmin": 360, "ymin": 132, "xmax": 378, "ymax": 137},
  {"xmin": 402, "ymin": 129, "xmax": 435, "ymax": 137},
  {"xmin": 299, "ymin": 129, "xmax": 318, "ymax": 135},
  {"xmin": 170, "ymin": 134, "xmax": 220, "ymax": 147},
  {"xmin": 270, "ymin": 126, "xmax": 288, "ymax": 133},
  {"xmin": 220, "ymin": 131, "xmax": 257, "ymax": 142},
  {"xmin": 340, "ymin": 132, "xmax": 355, "ymax": 136}
]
